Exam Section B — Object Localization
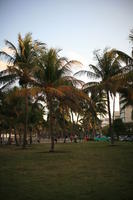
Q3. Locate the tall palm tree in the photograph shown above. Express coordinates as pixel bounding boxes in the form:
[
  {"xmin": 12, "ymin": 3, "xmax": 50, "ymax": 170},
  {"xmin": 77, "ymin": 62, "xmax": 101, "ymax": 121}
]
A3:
[
  {"xmin": 0, "ymin": 33, "xmax": 45, "ymax": 147},
  {"xmin": 112, "ymin": 48, "xmax": 133, "ymax": 114},
  {"xmin": 34, "ymin": 48, "xmax": 86, "ymax": 151},
  {"xmin": 75, "ymin": 49, "xmax": 122, "ymax": 144}
]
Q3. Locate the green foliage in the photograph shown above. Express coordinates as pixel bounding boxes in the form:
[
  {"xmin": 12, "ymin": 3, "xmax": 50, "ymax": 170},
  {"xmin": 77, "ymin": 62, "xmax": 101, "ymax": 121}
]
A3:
[{"xmin": 0, "ymin": 30, "xmax": 133, "ymax": 148}]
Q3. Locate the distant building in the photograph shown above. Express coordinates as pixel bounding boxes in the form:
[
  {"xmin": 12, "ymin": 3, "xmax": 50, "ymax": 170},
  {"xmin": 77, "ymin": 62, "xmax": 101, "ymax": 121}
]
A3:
[
  {"xmin": 120, "ymin": 104, "xmax": 133, "ymax": 123},
  {"xmin": 114, "ymin": 111, "xmax": 120, "ymax": 120},
  {"xmin": 101, "ymin": 117, "xmax": 109, "ymax": 127},
  {"xmin": 119, "ymin": 48, "xmax": 133, "ymax": 123}
]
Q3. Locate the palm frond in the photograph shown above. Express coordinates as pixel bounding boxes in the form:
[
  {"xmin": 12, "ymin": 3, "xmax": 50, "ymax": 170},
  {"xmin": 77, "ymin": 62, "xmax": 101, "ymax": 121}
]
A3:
[
  {"xmin": 89, "ymin": 64, "xmax": 102, "ymax": 78},
  {"xmin": 0, "ymin": 69, "xmax": 9, "ymax": 76},
  {"xmin": 63, "ymin": 76, "xmax": 84, "ymax": 87},
  {"xmin": 74, "ymin": 69, "xmax": 100, "ymax": 79},
  {"xmin": 114, "ymin": 50, "xmax": 133, "ymax": 64},
  {"xmin": 0, "ymin": 76, "xmax": 17, "ymax": 91},
  {"xmin": 0, "ymin": 51, "xmax": 14, "ymax": 63},
  {"xmin": 45, "ymin": 86, "xmax": 65, "ymax": 98},
  {"xmin": 5, "ymin": 40, "xmax": 17, "ymax": 53},
  {"xmin": 63, "ymin": 60, "xmax": 82, "ymax": 68},
  {"xmin": 82, "ymin": 81, "xmax": 99, "ymax": 90}
]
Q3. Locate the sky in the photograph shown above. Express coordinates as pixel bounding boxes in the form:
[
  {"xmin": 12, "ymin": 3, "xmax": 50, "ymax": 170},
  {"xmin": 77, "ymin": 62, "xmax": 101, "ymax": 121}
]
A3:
[{"xmin": 0, "ymin": 0, "xmax": 133, "ymax": 111}]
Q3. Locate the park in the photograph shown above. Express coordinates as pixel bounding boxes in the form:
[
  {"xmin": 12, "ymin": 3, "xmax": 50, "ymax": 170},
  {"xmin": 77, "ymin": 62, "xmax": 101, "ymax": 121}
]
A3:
[
  {"xmin": 0, "ymin": 1, "xmax": 133, "ymax": 199},
  {"xmin": 0, "ymin": 142, "xmax": 133, "ymax": 200}
]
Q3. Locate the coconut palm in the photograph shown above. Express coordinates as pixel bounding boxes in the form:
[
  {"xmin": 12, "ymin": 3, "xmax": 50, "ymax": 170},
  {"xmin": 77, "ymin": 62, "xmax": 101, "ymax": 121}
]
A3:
[
  {"xmin": 112, "ymin": 49, "xmax": 133, "ymax": 113},
  {"xmin": 79, "ymin": 87, "xmax": 107, "ymax": 138},
  {"xmin": 0, "ymin": 88, "xmax": 26, "ymax": 145},
  {"xmin": 28, "ymin": 99, "xmax": 45, "ymax": 144},
  {"xmin": 0, "ymin": 33, "xmax": 45, "ymax": 147},
  {"xmin": 34, "ymin": 48, "xmax": 87, "ymax": 151},
  {"xmin": 75, "ymin": 48, "xmax": 123, "ymax": 144}
]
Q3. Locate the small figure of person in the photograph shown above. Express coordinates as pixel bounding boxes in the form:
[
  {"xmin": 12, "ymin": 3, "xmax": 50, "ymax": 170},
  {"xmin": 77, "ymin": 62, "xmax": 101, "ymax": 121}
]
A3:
[
  {"xmin": 54, "ymin": 137, "xmax": 57, "ymax": 144},
  {"xmin": 86, "ymin": 135, "xmax": 89, "ymax": 141}
]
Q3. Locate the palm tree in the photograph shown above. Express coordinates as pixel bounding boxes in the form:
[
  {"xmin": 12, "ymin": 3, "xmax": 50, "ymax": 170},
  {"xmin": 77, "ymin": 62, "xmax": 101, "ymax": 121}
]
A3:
[
  {"xmin": 28, "ymin": 100, "xmax": 45, "ymax": 144},
  {"xmin": 34, "ymin": 48, "xmax": 86, "ymax": 151},
  {"xmin": 79, "ymin": 87, "xmax": 107, "ymax": 138},
  {"xmin": 75, "ymin": 48, "xmax": 122, "ymax": 144},
  {"xmin": 0, "ymin": 33, "xmax": 45, "ymax": 147},
  {"xmin": 0, "ymin": 88, "xmax": 25, "ymax": 145},
  {"xmin": 112, "ymin": 49, "xmax": 133, "ymax": 115}
]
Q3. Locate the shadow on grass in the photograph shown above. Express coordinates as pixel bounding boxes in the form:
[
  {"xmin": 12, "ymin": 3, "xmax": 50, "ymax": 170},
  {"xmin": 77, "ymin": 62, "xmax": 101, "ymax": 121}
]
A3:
[{"xmin": 36, "ymin": 150, "xmax": 71, "ymax": 154}]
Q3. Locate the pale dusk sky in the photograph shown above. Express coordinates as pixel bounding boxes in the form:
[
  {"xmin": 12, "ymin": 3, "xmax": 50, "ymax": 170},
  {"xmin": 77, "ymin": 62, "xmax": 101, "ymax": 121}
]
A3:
[{"xmin": 0, "ymin": 0, "xmax": 133, "ymax": 111}]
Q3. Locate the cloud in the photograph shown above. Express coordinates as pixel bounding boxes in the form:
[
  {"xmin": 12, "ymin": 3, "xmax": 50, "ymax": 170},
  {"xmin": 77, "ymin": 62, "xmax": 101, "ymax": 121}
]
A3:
[
  {"xmin": 64, "ymin": 50, "xmax": 88, "ymax": 66},
  {"xmin": 59, "ymin": 50, "xmax": 90, "ymax": 83},
  {"xmin": 2, "ymin": 47, "xmax": 14, "ymax": 55},
  {"xmin": 0, "ymin": 47, "xmax": 14, "ymax": 71},
  {"xmin": 0, "ymin": 60, "xmax": 7, "ymax": 71}
]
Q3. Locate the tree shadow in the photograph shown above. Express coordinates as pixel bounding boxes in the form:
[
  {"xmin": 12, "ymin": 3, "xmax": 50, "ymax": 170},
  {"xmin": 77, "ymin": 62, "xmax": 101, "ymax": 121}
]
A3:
[{"xmin": 36, "ymin": 150, "xmax": 71, "ymax": 154}]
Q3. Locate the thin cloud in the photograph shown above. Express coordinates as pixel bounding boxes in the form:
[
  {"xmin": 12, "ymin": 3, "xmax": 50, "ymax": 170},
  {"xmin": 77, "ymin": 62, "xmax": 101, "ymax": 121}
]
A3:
[{"xmin": 0, "ymin": 60, "xmax": 7, "ymax": 70}]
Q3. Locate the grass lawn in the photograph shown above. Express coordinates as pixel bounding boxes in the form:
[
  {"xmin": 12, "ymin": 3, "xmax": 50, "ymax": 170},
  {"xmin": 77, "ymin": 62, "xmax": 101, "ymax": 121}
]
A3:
[{"xmin": 0, "ymin": 142, "xmax": 133, "ymax": 200}]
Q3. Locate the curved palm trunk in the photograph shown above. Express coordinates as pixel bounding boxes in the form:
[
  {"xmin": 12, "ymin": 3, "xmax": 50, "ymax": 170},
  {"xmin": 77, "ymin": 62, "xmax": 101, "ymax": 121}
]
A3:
[
  {"xmin": 107, "ymin": 91, "xmax": 114, "ymax": 145},
  {"xmin": 23, "ymin": 88, "xmax": 28, "ymax": 148}
]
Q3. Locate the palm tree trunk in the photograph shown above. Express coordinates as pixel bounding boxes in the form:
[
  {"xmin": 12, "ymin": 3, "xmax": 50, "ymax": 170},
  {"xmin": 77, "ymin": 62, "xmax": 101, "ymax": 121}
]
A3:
[
  {"xmin": 92, "ymin": 125, "xmax": 96, "ymax": 139},
  {"xmin": 23, "ymin": 88, "xmax": 28, "ymax": 148},
  {"xmin": 0, "ymin": 133, "xmax": 2, "ymax": 145},
  {"xmin": 62, "ymin": 107, "xmax": 66, "ymax": 142},
  {"xmin": 107, "ymin": 91, "xmax": 114, "ymax": 145},
  {"xmin": 29, "ymin": 130, "xmax": 32, "ymax": 145},
  {"xmin": 49, "ymin": 99, "xmax": 55, "ymax": 152},
  {"xmin": 113, "ymin": 95, "xmax": 116, "ymax": 122},
  {"xmin": 14, "ymin": 127, "xmax": 19, "ymax": 146}
]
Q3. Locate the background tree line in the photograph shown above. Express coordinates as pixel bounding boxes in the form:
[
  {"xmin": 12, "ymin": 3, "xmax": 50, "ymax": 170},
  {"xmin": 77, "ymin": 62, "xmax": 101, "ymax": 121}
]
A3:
[{"xmin": 0, "ymin": 29, "xmax": 133, "ymax": 151}]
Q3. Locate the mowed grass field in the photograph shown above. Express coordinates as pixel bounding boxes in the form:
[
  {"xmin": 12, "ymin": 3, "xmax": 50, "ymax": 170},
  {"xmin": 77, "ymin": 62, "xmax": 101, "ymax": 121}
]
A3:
[{"xmin": 0, "ymin": 142, "xmax": 133, "ymax": 200}]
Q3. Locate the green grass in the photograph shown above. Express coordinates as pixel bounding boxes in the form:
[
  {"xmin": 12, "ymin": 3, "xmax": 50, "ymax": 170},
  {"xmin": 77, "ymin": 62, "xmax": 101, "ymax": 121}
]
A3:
[{"xmin": 0, "ymin": 142, "xmax": 133, "ymax": 200}]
